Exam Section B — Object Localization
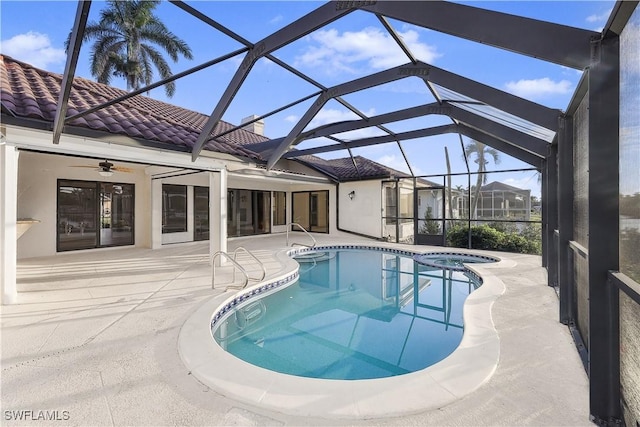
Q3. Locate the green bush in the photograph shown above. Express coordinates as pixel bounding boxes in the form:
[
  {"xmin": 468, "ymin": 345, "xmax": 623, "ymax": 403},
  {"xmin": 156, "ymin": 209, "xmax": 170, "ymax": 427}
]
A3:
[
  {"xmin": 446, "ymin": 223, "xmax": 542, "ymax": 255},
  {"xmin": 621, "ymin": 228, "xmax": 640, "ymax": 283}
]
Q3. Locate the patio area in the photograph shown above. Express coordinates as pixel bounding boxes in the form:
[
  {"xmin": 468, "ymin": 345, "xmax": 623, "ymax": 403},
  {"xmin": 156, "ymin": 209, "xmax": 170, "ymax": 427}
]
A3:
[{"xmin": 1, "ymin": 233, "xmax": 589, "ymax": 426}]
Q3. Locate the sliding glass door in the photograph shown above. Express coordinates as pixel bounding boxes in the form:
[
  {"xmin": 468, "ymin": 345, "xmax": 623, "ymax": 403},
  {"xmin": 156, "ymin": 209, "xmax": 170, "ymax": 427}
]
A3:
[
  {"xmin": 57, "ymin": 180, "xmax": 134, "ymax": 251},
  {"xmin": 227, "ymin": 189, "xmax": 271, "ymax": 237},
  {"xmin": 101, "ymin": 183, "xmax": 134, "ymax": 247},
  {"xmin": 292, "ymin": 190, "xmax": 329, "ymax": 233}
]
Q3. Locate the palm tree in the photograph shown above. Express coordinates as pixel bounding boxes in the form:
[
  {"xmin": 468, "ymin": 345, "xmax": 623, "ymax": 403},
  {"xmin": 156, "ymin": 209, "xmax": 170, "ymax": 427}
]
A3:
[
  {"xmin": 464, "ymin": 140, "xmax": 501, "ymax": 218},
  {"xmin": 69, "ymin": 0, "xmax": 192, "ymax": 97}
]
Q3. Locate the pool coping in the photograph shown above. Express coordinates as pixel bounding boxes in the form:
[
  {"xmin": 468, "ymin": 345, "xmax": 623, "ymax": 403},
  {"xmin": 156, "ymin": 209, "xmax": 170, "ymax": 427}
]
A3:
[{"xmin": 178, "ymin": 245, "xmax": 509, "ymax": 419}]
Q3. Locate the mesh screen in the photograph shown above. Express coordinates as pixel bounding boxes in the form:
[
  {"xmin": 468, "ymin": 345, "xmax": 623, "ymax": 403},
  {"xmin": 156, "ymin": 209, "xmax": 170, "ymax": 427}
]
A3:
[
  {"xmin": 573, "ymin": 93, "xmax": 589, "ymax": 346},
  {"xmin": 619, "ymin": 6, "xmax": 640, "ymax": 285},
  {"xmin": 574, "ymin": 252, "xmax": 590, "ymax": 347},
  {"xmin": 573, "ymin": 96, "xmax": 589, "ymax": 247},
  {"xmin": 620, "ymin": 292, "xmax": 640, "ymax": 427},
  {"xmin": 619, "ymin": 8, "xmax": 640, "ymax": 427}
]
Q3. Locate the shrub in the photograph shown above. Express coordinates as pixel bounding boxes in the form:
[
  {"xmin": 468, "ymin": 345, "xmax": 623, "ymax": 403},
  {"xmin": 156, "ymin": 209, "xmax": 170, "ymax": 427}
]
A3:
[
  {"xmin": 500, "ymin": 233, "xmax": 532, "ymax": 253},
  {"xmin": 446, "ymin": 223, "xmax": 542, "ymax": 255},
  {"xmin": 621, "ymin": 228, "xmax": 640, "ymax": 283}
]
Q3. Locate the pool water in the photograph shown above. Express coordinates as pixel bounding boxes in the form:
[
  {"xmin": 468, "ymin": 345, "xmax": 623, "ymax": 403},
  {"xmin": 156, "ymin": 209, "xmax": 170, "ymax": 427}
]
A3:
[
  {"xmin": 413, "ymin": 252, "xmax": 498, "ymax": 271},
  {"xmin": 212, "ymin": 249, "xmax": 481, "ymax": 380}
]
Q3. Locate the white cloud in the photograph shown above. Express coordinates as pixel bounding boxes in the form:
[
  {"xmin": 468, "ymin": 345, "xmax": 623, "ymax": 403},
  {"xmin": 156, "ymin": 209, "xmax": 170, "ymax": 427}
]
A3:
[
  {"xmin": 284, "ymin": 115, "xmax": 299, "ymax": 123},
  {"xmin": 269, "ymin": 15, "xmax": 284, "ymax": 25},
  {"xmin": 374, "ymin": 154, "xmax": 420, "ymax": 175},
  {"xmin": 504, "ymin": 78, "xmax": 573, "ymax": 100},
  {"xmin": 586, "ymin": 10, "xmax": 611, "ymax": 23},
  {"xmin": 309, "ymin": 107, "xmax": 376, "ymax": 128},
  {"xmin": 561, "ymin": 65, "xmax": 584, "ymax": 77},
  {"xmin": 585, "ymin": 7, "xmax": 612, "ymax": 32},
  {"xmin": 501, "ymin": 175, "xmax": 541, "ymax": 198},
  {"xmin": 305, "ymin": 107, "xmax": 378, "ymax": 140},
  {"xmin": 336, "ymin": 127, "xmax": 385, "ymax": 141},
  {"xmin": 293, "ymin": 106, "xmax": 388, "ymax": 147},
  {"xmin": 295, "ymin": 27, "xmax": 440, "ymax": 75},
  {"xmin": 0, "ymin": 32, "xmax": 65, "ymax": 69}
]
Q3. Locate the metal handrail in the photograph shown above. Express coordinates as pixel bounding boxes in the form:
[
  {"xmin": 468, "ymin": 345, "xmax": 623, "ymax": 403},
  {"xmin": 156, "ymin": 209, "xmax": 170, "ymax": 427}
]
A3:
[
  {"xmin": 212, "ymin": 251, "xmax": 249, "ymax": 289},
  {"xmin": 569, "ymin": 240, "xmax": 589, "ymax": 259},
  {"xmin": 286, "ymin": 222, "xmax": 317, "ymax": 248},
  {"xmin": 233, "ymin": 247, "xmax": 266, "ymax": 282}
]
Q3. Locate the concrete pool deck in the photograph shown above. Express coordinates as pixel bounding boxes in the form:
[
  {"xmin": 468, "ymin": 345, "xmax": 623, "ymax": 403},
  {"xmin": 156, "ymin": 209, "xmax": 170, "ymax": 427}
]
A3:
[{"xmin": 1, "ymin": 233, "xmax": 590, "ymax": 426}]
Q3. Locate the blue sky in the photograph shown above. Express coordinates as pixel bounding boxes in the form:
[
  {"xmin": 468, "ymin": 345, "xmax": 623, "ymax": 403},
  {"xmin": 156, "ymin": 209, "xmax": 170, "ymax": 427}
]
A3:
[{"xmin": 0, "ymin": 1, "xmax": 616, "ymax": 196}]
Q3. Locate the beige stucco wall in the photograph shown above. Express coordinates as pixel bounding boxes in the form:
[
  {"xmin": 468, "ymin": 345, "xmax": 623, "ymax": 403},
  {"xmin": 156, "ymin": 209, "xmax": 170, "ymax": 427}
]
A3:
[
  {"xmin": 338, "ymin": 180, "xmax": 383, "ymax": 238},
  {"xmin": 14, "ymin": 146, "xmax": 338, "ymax": 258},
  {"xmin": 17, "ymin": 151, "xmax": 152, "ymax": 258}
]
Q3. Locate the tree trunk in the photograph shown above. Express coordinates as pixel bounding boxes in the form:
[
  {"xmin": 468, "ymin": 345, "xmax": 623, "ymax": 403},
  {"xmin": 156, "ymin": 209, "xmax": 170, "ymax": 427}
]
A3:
[{"xmin": 445, "ymin": 147, "xmax": 454, "ymax": 219}]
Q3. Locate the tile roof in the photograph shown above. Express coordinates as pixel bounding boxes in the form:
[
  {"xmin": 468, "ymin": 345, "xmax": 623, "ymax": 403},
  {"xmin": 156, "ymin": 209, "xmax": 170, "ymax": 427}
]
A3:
[
  {"xmin": 297, "ymin": 155, "xmax": 411, "ymax": 182},
  {"xmin": 0, "ymin": 55, "xmax": 266, "ymax": 160},
  {"xmin": 481, "ymin": 181, "xmax": 529, "ymax": 192}
]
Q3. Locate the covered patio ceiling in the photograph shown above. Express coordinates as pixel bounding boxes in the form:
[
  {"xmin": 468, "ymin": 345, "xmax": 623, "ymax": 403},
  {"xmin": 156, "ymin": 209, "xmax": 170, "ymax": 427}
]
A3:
[{"xmin": 54, "ymin": 1, "xmax": 601, "ymax": 178}]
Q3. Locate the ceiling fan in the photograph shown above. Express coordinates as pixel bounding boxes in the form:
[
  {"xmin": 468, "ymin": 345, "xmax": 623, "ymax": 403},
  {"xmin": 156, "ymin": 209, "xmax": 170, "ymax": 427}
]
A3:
[{"xmin": 71, "ymin": 160, "xmax": 133, "ymax": 177}]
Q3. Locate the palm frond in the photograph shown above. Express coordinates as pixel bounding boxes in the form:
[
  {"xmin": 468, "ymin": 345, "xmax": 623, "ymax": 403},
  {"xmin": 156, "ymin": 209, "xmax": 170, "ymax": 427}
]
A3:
[
  {"xmin": 141, "ymin": 21, "xmax": 193, "ymax": 61},
  {"xmin": 78, "ymin": 0, "xmax": 190, "ymax": 97},
  {"xmin": 142, "ymin": 43, "xmax": 175, "ymax": 97}
]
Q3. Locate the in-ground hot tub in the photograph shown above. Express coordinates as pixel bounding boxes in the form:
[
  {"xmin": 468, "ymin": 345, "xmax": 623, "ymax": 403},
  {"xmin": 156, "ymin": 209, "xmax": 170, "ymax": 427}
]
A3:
[{"xmin": 413, "ymin": 251, "xmax": 500, "ymax": 271}]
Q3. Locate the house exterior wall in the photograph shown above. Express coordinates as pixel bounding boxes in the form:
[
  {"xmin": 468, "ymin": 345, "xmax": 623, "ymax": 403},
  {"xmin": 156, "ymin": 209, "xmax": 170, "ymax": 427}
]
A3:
[
  {"xmin": 7, "ymin": 126, "xmax": 337, "ymax": 262},
  {"xmin": 17, "ymin": 151, "xmax": 152, "ymax": 258},
  {"xmin": 338, "ymin": 180, "xmax": 383, "ymax": 238}
]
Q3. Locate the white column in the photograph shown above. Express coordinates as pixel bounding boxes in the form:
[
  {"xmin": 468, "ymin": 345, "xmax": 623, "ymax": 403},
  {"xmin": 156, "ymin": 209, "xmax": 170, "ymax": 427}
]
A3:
[
  {"xmin": 151, "ymin": 178, "xmax": 163, "ymax": 249},
  {"xmin": 1, "ymin": 144, "xmax": 19, "ymax": 304},
  {"xmin": 210, "ymin": 169, "xmax": 227, "ymax": 264}
]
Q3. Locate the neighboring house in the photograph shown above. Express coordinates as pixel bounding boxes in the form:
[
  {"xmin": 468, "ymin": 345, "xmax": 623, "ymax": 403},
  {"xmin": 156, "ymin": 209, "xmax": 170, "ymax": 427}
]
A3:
[
  {"xmin": 293, "ymin": 155, "xmax": 444, "ymax": 244},
  {"xmin": 475, "ymin": 181, "xmax": 531, "ymax": 221}
]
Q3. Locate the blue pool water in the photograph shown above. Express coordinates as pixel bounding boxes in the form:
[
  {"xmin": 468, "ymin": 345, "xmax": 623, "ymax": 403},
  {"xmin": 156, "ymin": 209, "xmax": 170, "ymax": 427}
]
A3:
[
  {"xmin": 413, "ymin": 252, "xmax": 498, "ymax": 271},
  {"xmin": 212, "ymin": 249, "xmax": 481, "ymax": 380}
]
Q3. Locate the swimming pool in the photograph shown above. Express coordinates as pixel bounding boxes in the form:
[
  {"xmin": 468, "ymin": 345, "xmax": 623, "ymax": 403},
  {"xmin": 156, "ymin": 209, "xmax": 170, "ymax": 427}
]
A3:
[
  {"xmin": 179, "ymin": 243, "xmax": 506, "ymax": 418},
  {"xmin": 213, "ymin": 249, "xmax": 481, "ymax": 380}
]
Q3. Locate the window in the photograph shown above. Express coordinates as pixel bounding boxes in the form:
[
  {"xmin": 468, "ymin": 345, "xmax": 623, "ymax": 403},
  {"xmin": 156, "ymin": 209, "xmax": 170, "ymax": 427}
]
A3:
[
  {"xmin": 227, "ymin": 189, "xmax": 271, "ymax": 237},
  {"xmin": 384, "ymin": 183, "xmax": 397, "ymax": 218},
  {"xmin": 399, "ymin": 186, "xmax": 414, "ymax": 218},
  {"xmin": 162, "ymin": 185, "xmax": 187, "ymax": 233},
  {"xmin": 194, "ymin": 186, "xmax": 209, "ymax": 241},
  {"xmin": 273, "ymin": 191, "xmax": 286, "ymax": 226},
  {"xmin": 57, "ymin": 180, "xmax": 134, "ymax": 251}
]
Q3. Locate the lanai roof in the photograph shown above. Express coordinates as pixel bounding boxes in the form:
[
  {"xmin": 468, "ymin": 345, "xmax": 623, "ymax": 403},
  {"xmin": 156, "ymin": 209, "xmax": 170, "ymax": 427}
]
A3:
[
  {"xmin": 481, "ymin": 181, "xmax": 531, "ymax": 193},
  {"xmin": 1, "ymin": 54, "xmax": 427, "ymax": 183},
  {"xmin": 1, "ymin": 55, "xmax": 416, "ymax": 183},
  {"xmin": 46, "ymin": 1, "xmax": 602, "ymax": 178}
]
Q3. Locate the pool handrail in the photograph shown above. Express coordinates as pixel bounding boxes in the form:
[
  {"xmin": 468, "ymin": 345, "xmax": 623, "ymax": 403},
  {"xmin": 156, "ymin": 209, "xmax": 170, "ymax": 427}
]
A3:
[
  {"xmin": 233, "ymin": 247, "xmax": 267, "ymax": 283},
  {"xmin": 211, "ymin": 251, "xmax": 249, "ymax": 289},
  {"xmin": 286, "ymin": 222, "xmax": 317, "ymax": 248}
]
